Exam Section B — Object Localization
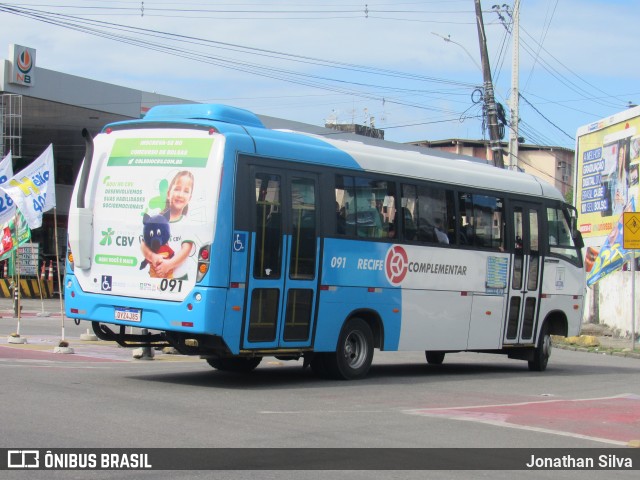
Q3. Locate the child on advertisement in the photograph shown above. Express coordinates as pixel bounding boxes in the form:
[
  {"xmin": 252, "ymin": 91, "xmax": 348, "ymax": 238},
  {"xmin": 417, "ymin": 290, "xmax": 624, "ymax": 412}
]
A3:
[{"xmin": 141, "ymin": 170, "xmax": 196, "ymax": 279}]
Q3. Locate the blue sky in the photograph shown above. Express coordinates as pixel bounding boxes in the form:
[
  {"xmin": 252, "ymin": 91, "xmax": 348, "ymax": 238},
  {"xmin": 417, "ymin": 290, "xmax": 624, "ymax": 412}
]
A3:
[{"xmin": 1, "ymin": 0, "xmax": 638, "ymax": 149}]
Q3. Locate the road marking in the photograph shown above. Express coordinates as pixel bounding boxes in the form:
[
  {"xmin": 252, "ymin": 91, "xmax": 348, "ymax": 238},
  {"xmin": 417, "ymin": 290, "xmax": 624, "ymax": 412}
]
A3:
[
  {"xmin": 260, "ymin": 410, "xmax": 387, "ymax": 415},
  {"xmin": 0, "ymin": 361, "xmax": 116, "ymax": 370},
  {"xmin": 404, "ymin": 394, "xmax": 639, "ymax": 446}
]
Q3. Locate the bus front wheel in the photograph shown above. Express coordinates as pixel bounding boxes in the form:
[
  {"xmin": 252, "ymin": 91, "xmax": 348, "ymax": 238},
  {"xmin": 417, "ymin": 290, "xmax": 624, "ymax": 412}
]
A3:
[
  {"xmin": 325, "ymin": 318, "xmax": 374, "ymax": 380},
  {"xmin": 206, "ymin": 357, "xmax": 262, "ymax": 372},
  {"xmin": 528, "ymin": 324, "xmax": 551, "ymax": 372}
]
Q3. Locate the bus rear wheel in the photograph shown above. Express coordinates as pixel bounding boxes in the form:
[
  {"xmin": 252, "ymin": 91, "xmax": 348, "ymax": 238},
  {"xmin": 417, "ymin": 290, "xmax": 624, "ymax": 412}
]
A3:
[
  {"xmin": 325, "ymin": 318, "xmax": 374, "ymax": 380},
  {"xmin": 206, "ymin": 357, "xmax": 262, "ymax": 372},
  {"xmin": 528, "ymin": 324, "xmax": 551, "ymax": 372},
  {"xmin": 425, "ymin": 351, "xmax": 445, "ymax": 365}
]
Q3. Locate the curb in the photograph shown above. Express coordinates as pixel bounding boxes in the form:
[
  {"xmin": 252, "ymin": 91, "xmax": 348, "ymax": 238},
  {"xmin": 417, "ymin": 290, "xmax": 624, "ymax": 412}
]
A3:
[
  {"xmin": 553, "ymin": 339, "xmax": 640, "ymax": 359},
  {"xmin": 0, "ymin": 336, "xmax": 198, "ymax": 362},
  {"xmin": 0, "ymin": 310, "xmax": 63, "ymax": 318}
]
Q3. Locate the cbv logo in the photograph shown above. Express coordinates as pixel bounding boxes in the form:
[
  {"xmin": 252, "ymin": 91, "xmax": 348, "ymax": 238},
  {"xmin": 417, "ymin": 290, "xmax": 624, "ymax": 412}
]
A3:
[
  {"xmin": 115, "ymin": 236, "xmax": 135, "ymax": 246},
  {"xmin": 99, "ymin": 227, "xmax": 135, "ymax": 247},
  {"xmin": 100, "ymin": 228, "xmax": 115, "ymax": 246}
]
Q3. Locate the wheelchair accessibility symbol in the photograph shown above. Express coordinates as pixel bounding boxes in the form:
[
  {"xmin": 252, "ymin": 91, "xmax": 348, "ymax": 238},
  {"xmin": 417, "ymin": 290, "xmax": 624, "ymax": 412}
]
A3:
[
  {"xmin": 101, "ymin": 275, "xmax": 112, "ymax": 291},
  {"xmin": 233, "ymin": 232, "xmax": 247, "ymax": 252}
]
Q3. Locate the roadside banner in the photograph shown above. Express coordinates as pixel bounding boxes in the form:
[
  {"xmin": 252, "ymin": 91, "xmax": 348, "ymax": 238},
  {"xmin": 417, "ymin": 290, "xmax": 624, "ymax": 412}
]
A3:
[
  {"xmin": 0, "ymin": 151, "xmax": 15, "ymax": 226},
  {"xmin": 0, "ymin": 144, "xmax": 56, "ymax": 229},
  {"xmin": 0, "ymin": 210, "xmax": 31, "ymax": 261},
  {"xmin": 0, "ymin": 151, "xmax": 12, "ymax": 179},
  {"xmin": 587, "ymin": 196, "xmax": 637, "ymax": 286}
]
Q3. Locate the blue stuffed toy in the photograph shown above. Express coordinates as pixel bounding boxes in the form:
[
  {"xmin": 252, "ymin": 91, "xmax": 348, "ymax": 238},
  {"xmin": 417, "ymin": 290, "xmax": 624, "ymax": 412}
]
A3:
[{"xmin": 140, "ymin": 210, "xmax": 174, "ymax": 277}]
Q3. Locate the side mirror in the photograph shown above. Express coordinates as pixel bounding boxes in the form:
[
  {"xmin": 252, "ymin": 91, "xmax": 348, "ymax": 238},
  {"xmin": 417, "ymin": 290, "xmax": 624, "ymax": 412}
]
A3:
[{"xmin": 573, "ymin": 230, "xmax": 584, "ymax": 250}]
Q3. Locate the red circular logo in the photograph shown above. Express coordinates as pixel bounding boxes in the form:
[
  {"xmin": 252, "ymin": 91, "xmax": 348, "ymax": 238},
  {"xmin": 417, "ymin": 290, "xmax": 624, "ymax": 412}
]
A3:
[{"xmin": 385, "ymin": 245, "xmax": 408, "ymax": 285}]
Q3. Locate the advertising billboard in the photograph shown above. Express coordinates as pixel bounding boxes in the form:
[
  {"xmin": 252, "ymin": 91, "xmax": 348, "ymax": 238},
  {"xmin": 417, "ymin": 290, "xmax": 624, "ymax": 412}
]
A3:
[{"xmin": 575, "ymin": 105, "xmax": 640, "ymax": 247}]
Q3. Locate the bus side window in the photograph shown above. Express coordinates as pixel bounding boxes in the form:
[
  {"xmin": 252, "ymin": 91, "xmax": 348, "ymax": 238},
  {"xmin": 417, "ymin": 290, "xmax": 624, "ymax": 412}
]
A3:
[
  {"xmin": 418, "ymin": 185, "xmax": 454, "ymax": 245},
  {"xmin": 254, "ymin": 174, "xmax": 282, "ymax": 279},
  {"xmin": 336, "ymin": 175, "xmax": 396, "ymax": 240},
  {"xmin": 335, "ymin": 175, "xmax": 355, "ymax": 236},
  {"xmin": 402, "ymin": 183, "xmax": 454, "ymax": 245},
  {"xmin": 401, "ymin": 184, "xmax": 418, "ymax": 241},
  {"xmin": 458, "ymin": 193, "xmax": 504, "ymax": 250},
  {"xmin": 458, "ymin": 193, "xmax": 472, "ymax": 245}
]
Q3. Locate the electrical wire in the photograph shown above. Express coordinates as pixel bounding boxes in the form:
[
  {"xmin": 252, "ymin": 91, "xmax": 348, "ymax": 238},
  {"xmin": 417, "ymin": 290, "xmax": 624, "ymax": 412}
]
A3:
[
  {"xmin": 1, "ymin": 1, "xmax": 625, "ymax": 147},
  {"xmin": 0, "ymin": 2, "xmax": 486, "ymax": 131}
]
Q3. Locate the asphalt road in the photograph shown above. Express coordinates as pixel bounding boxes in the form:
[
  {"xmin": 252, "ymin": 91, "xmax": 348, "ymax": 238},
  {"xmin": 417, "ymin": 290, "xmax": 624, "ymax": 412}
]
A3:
[{"xmin": 1, "ymin": 325, "xmax": 639, "ymax": 480}]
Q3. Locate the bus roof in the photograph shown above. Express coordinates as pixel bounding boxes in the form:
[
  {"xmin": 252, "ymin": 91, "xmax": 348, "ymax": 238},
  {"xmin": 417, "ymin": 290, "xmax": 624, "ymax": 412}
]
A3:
[
  {"xmin": 243, "ymin": 124, "xmax": 564, "ymax": 201},
  {"xmin": 304, "ymin": 132, "xmax": 564, "ymax": 200},
  {"xmin": 105, "ymin": 103, "xmax": 565, "ymax": 203}
]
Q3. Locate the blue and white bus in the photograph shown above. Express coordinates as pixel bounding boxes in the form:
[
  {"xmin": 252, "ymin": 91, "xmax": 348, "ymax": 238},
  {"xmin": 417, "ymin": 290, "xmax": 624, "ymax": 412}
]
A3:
[{"xmin": 65, "ymin": 104, "xmax": 586, "ymax": 379}]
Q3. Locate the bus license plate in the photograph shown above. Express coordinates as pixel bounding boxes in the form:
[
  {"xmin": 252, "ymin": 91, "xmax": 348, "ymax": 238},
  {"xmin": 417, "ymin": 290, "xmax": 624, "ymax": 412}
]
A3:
[{"xmin": 114, "ymin": 307, "xmax": 142, "ymax": 322}]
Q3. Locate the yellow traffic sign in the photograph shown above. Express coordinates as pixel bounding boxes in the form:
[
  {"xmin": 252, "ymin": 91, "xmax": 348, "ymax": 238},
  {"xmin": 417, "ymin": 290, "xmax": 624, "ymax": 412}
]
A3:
[{"xmin": 623, "ymin": 212, "xmax": 640, "ymax": 249}]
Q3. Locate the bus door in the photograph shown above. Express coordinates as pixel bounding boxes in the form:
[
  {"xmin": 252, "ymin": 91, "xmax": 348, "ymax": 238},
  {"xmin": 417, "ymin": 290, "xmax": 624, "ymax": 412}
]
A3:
[
  {"xmin": 504, "ymin": 201, "xmax": 543, "ymax": 345},
  {"xmin": 243, "ymin": 167, "xmax": 320, "ymax": 350}
]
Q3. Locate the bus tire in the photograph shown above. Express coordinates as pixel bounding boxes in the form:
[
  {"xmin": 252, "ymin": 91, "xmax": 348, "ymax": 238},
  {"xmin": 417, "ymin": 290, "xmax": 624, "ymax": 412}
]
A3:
[
  {"xmin": 425, "ymin": 351, "xmax": 445, "ymax": 365},
  {"xmin": 325, "ymin": 318, "xmax": 374, "ymax": 380},
  {"xmin": 206, "ymin": 357, "xmax": 262, "ymax": 372},
  {"xmin": 528, "ymin": 324, "xmax": 551, "ymax": 372},
  {"xmin": 309, "ymin": 353, "xmax": 331, "ymax": 378}
]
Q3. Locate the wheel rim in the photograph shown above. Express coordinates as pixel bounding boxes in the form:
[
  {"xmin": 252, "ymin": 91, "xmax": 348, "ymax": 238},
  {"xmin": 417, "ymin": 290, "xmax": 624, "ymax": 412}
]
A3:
[{"xmin": 343, "ymin": 330, "xmax": 368, "ymax": 370}]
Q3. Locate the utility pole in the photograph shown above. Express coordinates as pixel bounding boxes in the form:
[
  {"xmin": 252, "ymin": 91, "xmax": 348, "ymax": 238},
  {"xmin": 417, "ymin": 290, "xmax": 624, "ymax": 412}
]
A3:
[
  {"xmin": 507, "ymin": 0, "xmax": 520, "ymax": 170},
  {"xmin": 474, "ymin": 0, "xmax": 504, "ymax": 168}
]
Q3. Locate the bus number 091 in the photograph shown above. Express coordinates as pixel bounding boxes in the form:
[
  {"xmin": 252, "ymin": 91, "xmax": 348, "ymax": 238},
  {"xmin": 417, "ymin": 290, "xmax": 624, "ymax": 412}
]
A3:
[
  {"xmin": 160, "ymin": 278, "xmax": 183, "ymax": 292},
  {"xmin": 330, "ymin": 256, "xmax": 347, "ymax": 268}
]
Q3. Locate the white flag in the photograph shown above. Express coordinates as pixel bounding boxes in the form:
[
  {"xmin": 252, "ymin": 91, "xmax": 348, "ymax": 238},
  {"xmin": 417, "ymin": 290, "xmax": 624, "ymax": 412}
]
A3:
[
  {"xmin": 1, "ymin": 144, "xmax": 56, "ymax": 229},
  {"xmin": 0, "ymin": 152, "xmax": 15, "ymax": 226}
]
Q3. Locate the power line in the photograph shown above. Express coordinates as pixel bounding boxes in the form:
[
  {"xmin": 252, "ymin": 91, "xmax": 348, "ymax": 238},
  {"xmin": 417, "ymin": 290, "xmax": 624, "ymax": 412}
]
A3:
[
  {"xmin": 0, "ymin": 4, "xmax": 477, "ymax": 88},
  {"xmin": 2, "ymin": 1, "xmax": 626, "ymax": 146},
  {"xmin": 0, "ymin": 2, "xmax": 487, "ymax": 131},
  {"xmin": 519, "ymin": 94, "xmax": 574, "ymax": 141},
  {"xmin": 522, "ymin": 0, "xmax": 557, "ymax": 90}
]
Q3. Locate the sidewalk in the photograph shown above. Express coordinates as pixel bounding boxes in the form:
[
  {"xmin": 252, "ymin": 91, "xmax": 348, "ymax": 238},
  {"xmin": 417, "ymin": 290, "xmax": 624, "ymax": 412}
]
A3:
[
  {"xmin": 0, "ymin": 296, "xmax": 64, "ymax": 318},
  {"xmin": 554, "ymin": 323, "xmax": 640, "ymax": 359},
  {"xmin": 0, "ymin": 296, "xmax": 196, "ymax": 362}
]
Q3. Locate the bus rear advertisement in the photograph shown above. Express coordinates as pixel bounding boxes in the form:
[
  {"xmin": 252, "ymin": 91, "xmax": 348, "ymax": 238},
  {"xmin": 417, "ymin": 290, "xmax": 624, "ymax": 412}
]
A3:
[
  {"xmin": 65, "ymin": 104, "xmax": 586, "ymax": 380},
  {"xmin": 70, "ymin": 133, "xmax": 221, "ymax": 302}
]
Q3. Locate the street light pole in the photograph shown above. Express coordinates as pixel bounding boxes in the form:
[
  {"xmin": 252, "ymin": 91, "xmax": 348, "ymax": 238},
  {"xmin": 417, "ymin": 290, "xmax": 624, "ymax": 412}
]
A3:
[
  {"xmin": 431, "ymin": 32, "xmax": 482, "ymax": 72},
  {"xmin": 508, "ymin": 0, "xmax": 521, "ymax": 170}
]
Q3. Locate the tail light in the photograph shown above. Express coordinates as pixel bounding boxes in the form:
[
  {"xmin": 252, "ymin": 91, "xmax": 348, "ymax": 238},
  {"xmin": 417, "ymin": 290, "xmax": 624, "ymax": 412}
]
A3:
[
  {"xmin": 196, "ymin": 244, "xmax": 211, "ymax": 282},
  {"xmin": 67, "ymin": 242, "xmax": 74, "ymax": 272}
]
